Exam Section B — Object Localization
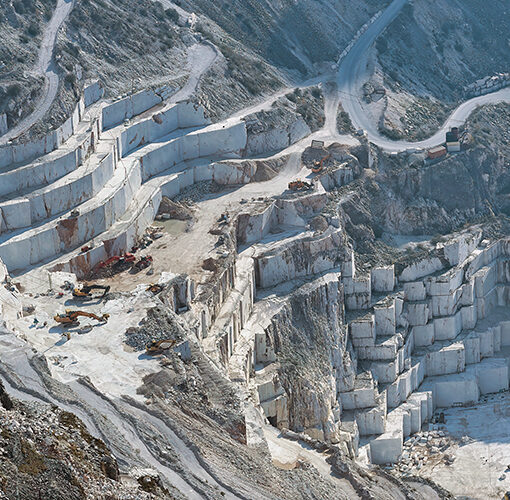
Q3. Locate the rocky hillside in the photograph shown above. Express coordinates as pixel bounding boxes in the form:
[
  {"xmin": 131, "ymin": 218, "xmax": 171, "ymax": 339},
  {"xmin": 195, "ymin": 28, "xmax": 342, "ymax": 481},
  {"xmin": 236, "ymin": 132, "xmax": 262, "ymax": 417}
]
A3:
[
  {"xmin": 0, "ymin": 0, "xmax": 56, "ymax": 133},
  {"xmin": 373, "ymin": 0, "xmax": 510, "ymax": 139},
  {"xmin": 187, "ymin": 0, "xmax": 384, "ymax": 72},
  {"xmin": 1, "ymin": 0, "xmax": 388, "ymax": 138},
  {"xmin": 0, "ymin": 381, "xmax": 159, "ymax": 500},
  {"xmin": 328, "ymin": 105, "xmax": 510, "ymax": 271}
]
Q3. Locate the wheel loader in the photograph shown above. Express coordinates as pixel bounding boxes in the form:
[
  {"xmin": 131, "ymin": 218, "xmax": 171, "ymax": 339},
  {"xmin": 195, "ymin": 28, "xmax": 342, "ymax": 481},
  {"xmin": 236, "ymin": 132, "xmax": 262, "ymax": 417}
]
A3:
[{"xmin": 54, "ymin": 310, "xmax": 110, "ymax": 326}]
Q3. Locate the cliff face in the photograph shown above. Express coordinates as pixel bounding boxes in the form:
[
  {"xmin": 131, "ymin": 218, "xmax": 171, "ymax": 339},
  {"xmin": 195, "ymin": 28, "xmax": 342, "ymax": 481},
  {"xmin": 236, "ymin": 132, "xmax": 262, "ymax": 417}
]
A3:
[{"xmin": 259, "ymin": 275, "xmax": 356, "ymax": 444}]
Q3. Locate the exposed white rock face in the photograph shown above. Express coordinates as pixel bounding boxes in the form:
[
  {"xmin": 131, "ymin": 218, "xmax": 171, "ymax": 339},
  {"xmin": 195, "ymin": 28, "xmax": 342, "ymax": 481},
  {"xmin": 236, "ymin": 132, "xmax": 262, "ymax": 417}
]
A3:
[
  {"xmin": 251, "ymin": 273, "xmax": 354, "ymax": 444},
  {"xmin": 371, "ymin": 265, "xmax": 395, "ymax": 292},
  {"xmin": 243, "ymin": 104, "xmax": 311, "ymax": 156}
]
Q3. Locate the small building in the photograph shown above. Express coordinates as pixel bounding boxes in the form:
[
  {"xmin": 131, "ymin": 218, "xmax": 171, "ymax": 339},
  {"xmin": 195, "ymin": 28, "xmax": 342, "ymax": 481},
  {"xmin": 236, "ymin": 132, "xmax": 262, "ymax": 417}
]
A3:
[
  {"xmin": 427, "ymin": 145, "xmax": 447, "ymax": 160},
  {"xmin": 311, "ymin": 139, "xmax": 325, "ymax": 149},
  {"xmin": 446, "ymin": 141, "xmax": 461, "ymax": 153}
]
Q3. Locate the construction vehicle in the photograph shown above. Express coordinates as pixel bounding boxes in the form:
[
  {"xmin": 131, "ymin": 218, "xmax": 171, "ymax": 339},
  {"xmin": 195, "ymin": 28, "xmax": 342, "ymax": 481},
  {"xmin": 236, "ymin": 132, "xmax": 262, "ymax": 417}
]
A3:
[
  {"xmin": 54, "ymin": 309, "xmax": 110, "ymax": 326},
  {"xmin": 134, "ymin": 255, "xmax": 153, "ymax": 271},
  {"xmin": 288, "ymin": 179, "xmax": 313, "ymax": 191},
  {"xmin": 146, "ymin": 283, "xmax": 163, "ymax": 294},
  {"xmin": 95, "ymin": 253, "xmax": 135, "ymax": 271},
  {"xmin": 311, "ymin": 153, "xmax": 331, "ymax": 174},
  {"xmin": 146, "ymin": 338, "xmax": 176, "ymax": 354},
  {"xmin": 73, "ymin": 284, "xmax": 111, "ymax": 299}
]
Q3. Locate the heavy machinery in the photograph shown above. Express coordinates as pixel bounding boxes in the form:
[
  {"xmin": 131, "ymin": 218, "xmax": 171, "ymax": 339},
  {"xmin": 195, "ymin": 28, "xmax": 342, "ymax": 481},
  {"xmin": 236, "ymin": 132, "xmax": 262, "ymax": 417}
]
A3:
[
  {"xmin": 146, "ymin": 283, "xmax": 163, "ymax": 294},
  {"xmin": 146, "ymin": 339, "xmax": 176, "ymax": 354},
  {"xmin": 288, "ymin": 179, "xmax": 313, "ymax": 191},
  {"xmin": 54, "ymin": 310, "xmax": 110, "ymax": 326},
  {"xmin": 95, "ymin": 253, "xmax": 135, "ymax": 271},
  {"xmin": 72, "ymin": 284, "xmax": 111, "ymax": 299},
  {"xmin": 311, "ymin": 153, "xmax": 331, "ymax": 174},
  {"xmin": 134, "ymin": 255, "xmax": 153, "ymax": 271}
]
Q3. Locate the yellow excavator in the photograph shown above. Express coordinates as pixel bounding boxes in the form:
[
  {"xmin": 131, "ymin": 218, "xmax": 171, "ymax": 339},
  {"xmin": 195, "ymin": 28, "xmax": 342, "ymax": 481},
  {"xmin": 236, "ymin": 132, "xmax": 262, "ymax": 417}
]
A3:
[
  {"xmin": 72, "ymin": 284, "xmax": 111, "ymax": 299},
  {"xmin": 146, "ymin": 339, "xmax": 176, "ymax": 354},
  {"xmin": 54, "ymin": 309, "xmax": 110, "ymax": 326}
]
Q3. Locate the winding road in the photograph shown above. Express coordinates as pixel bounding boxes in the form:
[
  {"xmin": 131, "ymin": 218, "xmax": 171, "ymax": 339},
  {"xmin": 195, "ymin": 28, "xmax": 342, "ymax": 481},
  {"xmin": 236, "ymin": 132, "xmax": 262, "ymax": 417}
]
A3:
[
  {"xmin": 0, "ymin": 0, "xmax": 74, "ymax": 145},
  {"xmin": 337, "ymin": 0, "xmax": 510, "ymax": 151}
]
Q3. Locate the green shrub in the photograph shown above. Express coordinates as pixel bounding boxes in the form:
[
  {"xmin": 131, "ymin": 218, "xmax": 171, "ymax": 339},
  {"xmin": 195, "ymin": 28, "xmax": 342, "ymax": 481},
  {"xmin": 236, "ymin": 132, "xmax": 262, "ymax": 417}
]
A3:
[
  {"xmin": 7, "ymin": 84, "xmax": 21, "ymax": 97},
  {"xmin": 27, "ymin": 22, "xmax": 40, "ymax": 37},
  {"xmin": 165, "ymin": 8, "xmax": 179, "ymax": 22}
]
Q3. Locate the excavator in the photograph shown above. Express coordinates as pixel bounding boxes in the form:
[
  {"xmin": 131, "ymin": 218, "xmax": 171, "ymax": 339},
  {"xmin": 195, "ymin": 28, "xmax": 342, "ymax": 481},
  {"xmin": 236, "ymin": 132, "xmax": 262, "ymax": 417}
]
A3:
[
  {"xmin": 94, "ymin": 253, "xmax": 135, "ymax": 272},
  {"xmin": 72, "ymin": 284, "xmax": 111, "ymax": 299},
  {"xmin": 311, "ymin": 153, "xmax": 331, "ymax": 174},
  {"xmin": 288, "ymin": 179, "xmax": 313, "ymax": 191},
  {"xmin": 54, "ymin": 309, "xmax": 110, "ymax": 326},
  {"xmin": 146, "ymin": 283, "xmax": 163, "ymax": 294},
  {"xmin": 146, "ymin": 339, "xmax": 176, "ymax": 354}
]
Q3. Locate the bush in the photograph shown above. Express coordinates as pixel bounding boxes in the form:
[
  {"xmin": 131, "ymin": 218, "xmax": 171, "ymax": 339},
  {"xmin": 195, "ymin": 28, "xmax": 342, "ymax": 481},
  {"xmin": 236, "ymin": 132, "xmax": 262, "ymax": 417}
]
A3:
[
  {"xmin": 13, "ymin": 1, "xmax": 25, "ymax": 14},
  {"xmin": 165, "ymin": 8, "xmax": 179, "ymax": 22},
  {"xmin": 7, "ymin": 84, "xmax": 21, "ymax": 97},
  {"xmin": 26, "ymin": 22, "xmax": 40, "ymax": 37},
  {"xmin": 311, "ymin": 87, "xmax": 321, "ymax": 99},
  {"xmin": 376, "ymin": 37, "xmax": 388, "ymax": 54},
  {"xmin": 65, "ymin": 72, "xmax": 76, "ymax": 86}
]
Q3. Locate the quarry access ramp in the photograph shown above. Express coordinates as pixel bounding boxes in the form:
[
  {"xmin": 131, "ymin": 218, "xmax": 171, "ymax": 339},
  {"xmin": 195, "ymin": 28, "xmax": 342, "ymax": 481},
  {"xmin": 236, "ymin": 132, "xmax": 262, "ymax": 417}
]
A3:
[
  {"xmin": 337, "ymin": 0, "xmax": 510, "ymax": 151},
  {"xmin": 0, "ymin": 0, "xmax": 75, "ymax": 145}
]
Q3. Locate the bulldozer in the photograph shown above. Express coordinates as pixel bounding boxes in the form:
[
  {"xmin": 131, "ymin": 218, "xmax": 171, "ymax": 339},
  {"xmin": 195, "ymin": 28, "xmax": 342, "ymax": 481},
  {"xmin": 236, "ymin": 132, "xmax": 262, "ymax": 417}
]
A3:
[
  {"xmin": 288, "ymin": 179, "xmax": 313, "ymax": 191},
  {"xmin": 54, "ymin": 309, "xmax": 110, "ymax": 326},
  {"xmin": 146, "ymin": 339, "xmax": 176, "ymax": 354},
  {"xmin": 73, "ymin": 284, "xmax": 111, "ymax": 299},
  {"xmin": 311, "ymin": 153, "xmax": 331, "ymax": 174}
]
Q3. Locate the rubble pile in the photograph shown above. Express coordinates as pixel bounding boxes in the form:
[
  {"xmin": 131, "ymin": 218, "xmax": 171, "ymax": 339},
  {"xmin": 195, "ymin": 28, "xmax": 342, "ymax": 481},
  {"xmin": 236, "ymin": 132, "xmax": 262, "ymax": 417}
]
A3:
[
  {"xmin": 124, "ymin": 305, "xmax": 186, "ymax": 351},
  {"xmin": 173, "ymin": 181, "xmax": 220, "ymax": 204},
  {"xmin": 396, "ymin": 427, "xmax": 456, "ymax": 475},
  {"xmin": 157, "ymin": 197, "xmax": 194, "ymax": 221}
]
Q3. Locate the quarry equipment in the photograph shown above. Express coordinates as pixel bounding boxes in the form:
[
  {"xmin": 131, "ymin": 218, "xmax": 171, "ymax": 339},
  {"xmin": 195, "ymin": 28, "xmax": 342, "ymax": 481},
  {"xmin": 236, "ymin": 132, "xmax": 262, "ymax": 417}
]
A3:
[
  {"xmin": 288, "ymin": 179, "xmax": 313, "ymax": 191},
  {"xmin": 54, "ymin": 310, "xmax": 110, "ymax": 326},
  {"xmin": 146, "ymin": 284, "xmax": 163, "ymax": 294},
  {"xmin": 146, "ymin": 339, "xmax": 176, "ymax": 354},
  {"xmin": 312, "ymin": 153, "xmax": 331, "ymax": 174},
  {"xmin": 73, "ymin": 284, "xmax": 111, "ymax": 298},
  {"xmin": 96, "ymin": 253, "xmax": 136, "ymax": 270},
  {"xmin": 134, "ymin": 255, "xmax": 153, "ymax": 271}
]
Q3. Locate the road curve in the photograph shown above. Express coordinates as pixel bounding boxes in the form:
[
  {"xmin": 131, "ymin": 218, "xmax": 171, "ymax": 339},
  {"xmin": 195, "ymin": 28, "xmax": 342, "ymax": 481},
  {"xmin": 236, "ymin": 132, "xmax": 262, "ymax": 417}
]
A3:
[
  {"xmin": 0, "ymin": 0, "xmax": 74, "ymax": 145},
  {"xmin": 337, "ymin": 0, "xmax": 510, "ymax": 151}
]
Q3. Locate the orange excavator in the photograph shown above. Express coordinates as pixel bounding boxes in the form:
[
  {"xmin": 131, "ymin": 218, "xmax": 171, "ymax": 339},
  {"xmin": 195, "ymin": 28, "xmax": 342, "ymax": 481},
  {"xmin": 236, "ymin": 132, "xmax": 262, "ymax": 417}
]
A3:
[
  {"xmin": 146, "ymin": 339, "xmax": 176, "ymax": 354},
  {"xmin": 288, "ymin": 179, "xmax": 313, "ymax": 191},
  {"xmin": 312, "ymin": 153, "xmax": 331, "ymax": 174},
  {"xmin": 54, "ymin": 309, "xmax": 110, "ymax": 326}
]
